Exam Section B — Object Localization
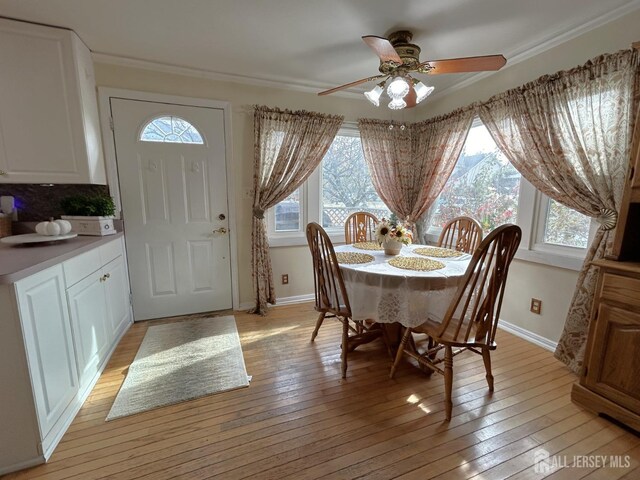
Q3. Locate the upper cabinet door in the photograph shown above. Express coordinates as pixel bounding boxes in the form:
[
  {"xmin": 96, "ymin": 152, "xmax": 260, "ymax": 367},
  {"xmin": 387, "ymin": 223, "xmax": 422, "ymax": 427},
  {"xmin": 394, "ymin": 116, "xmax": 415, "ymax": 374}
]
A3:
[{"xmin": 0, "ymin": 19, "xmax": 105, "ymax": 184}]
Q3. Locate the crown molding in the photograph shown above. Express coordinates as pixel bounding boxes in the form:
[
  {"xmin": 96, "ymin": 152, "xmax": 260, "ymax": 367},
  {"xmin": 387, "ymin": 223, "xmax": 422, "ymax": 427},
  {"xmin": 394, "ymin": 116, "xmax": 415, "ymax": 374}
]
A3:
[
  {"xmin": 429, "ymin": 0, "xmax": 640, "ymax": 102},
  {"xmin": 91, "ymin": 52, "xmax": 363, "ymax": 100},
  {"xmin": 93, "ymin": 0, "xmax": 640, "ymax": 105}
]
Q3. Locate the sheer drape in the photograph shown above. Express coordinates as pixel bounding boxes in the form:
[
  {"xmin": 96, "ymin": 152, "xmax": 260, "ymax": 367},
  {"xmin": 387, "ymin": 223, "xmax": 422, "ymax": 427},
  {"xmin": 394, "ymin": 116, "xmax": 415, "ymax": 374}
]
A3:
[
  {"xmin": 477, "ymin": 49, "xmax": 639, "ymax": 372},
  {"xmin": 251, "ymin": 106, "xmax": 343, "ymax": 314},
  {"xmin": 358, "ymin": 109, "xmax": 474, "ymax": 239}
]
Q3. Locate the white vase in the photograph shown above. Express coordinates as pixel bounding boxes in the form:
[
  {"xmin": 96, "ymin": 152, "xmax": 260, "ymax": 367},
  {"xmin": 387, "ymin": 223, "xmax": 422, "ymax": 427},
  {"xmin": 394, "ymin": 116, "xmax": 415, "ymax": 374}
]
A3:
[{"xmin": 383, "ymin": 239, "xmax": 403, "ymax": 255}]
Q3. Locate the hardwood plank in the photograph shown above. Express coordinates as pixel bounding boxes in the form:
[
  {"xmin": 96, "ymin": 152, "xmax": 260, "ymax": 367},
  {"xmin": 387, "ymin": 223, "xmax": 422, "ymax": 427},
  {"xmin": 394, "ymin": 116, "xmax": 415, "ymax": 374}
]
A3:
[{"xmin": 4, "ymin": 303, "xmax": 638, "ymax": 480}]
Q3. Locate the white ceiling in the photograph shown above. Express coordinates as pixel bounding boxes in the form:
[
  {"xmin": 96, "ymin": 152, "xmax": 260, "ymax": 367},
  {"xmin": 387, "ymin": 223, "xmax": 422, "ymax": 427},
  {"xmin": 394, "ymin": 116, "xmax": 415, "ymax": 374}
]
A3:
[{"xmin": 1, "ymin": 0, "xmax": 639, "ymax": 100}]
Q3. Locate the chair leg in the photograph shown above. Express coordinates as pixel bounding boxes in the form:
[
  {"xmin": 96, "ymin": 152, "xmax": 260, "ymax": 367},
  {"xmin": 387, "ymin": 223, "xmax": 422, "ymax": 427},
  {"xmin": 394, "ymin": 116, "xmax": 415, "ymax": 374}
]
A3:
[
  {"xmin": 310, "ymin": 312, "xmax": 325, "ymax": 342},
  {"xmin": 444, "ymin": 346, "xmax": 453, "ymax": 421},
  {"xmin": 341, "ymin": 318, "xmax": 349, "ymax": 379},
  {"xmin": 482, "ymin": 348, "xmax": 494, "ymax": 392},
  {"xmin": 389, "ymin": 327, "xmax": 412, "ymax": 379}
]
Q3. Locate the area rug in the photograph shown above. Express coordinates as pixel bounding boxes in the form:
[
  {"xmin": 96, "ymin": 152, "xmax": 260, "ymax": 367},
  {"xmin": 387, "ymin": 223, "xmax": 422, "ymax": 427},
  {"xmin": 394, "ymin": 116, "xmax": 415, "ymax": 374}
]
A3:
[{"xmin": 106, "ymin": 315, "xmax": 250, "ymax": 421}]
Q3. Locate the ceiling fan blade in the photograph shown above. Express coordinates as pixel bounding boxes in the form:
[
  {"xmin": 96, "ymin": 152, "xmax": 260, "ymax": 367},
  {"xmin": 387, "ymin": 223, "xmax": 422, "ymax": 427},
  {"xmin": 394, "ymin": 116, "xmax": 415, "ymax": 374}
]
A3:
[
  {"xmin": 420, "ymin": 55, "xmax": 506, "ymax": 74},
  {"xmin": 362, "ymin": 35, "xmax": 403, "ymax": 64},
  {"xmin": 318, "ymin": 75, "xmax": 385, "ymax": 96}
]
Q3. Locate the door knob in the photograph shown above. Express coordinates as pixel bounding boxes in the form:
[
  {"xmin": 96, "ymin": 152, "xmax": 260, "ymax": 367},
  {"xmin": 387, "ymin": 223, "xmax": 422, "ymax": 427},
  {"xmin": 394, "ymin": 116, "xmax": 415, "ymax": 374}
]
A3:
[
  {"xmin": 212, "ymin": 227, "xmax": 228, "ymax": 234},
  {"xmin": 0, "ymin": 170, "xmax": 6, "ymax": 176}
]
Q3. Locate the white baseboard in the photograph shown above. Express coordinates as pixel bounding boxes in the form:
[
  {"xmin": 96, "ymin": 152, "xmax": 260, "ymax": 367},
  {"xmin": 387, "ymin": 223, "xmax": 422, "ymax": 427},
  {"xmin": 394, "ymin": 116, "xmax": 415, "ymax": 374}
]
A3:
[
  {"xmin": 237, "ymin": 294, "xmax": 314, "ymax": 312},
  {"xmin": 498, "ymin": 319, "xmax": 558, "ymax": 352},
  {"xmin": 0, "ymin": 456, "xmax": 45, "ymax": 476}
]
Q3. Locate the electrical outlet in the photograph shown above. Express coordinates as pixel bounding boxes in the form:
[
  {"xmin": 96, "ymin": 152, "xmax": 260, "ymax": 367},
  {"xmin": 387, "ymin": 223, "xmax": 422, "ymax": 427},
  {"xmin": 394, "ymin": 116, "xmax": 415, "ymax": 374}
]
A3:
[
  {"xmin": 281, "ymin": 274, "xmax": 289, "ymax": 285},
  {"xmin": 530, "ymin": 298, "xmax": 542, "ymax": 315}
]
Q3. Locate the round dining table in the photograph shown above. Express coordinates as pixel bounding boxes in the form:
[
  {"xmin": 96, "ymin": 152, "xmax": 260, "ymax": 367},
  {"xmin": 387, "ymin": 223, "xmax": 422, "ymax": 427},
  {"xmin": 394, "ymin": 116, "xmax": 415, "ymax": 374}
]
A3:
[{"xmin": 334, "ymin": 243, "xmax": 472, "ymax": 329}]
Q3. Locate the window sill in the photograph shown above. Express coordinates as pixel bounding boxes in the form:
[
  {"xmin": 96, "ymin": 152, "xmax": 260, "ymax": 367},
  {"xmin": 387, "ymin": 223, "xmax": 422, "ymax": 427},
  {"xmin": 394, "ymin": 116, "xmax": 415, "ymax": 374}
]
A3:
[{"xmin": 514, "ymin": 249, "xmax": 585, "ymax": 272}]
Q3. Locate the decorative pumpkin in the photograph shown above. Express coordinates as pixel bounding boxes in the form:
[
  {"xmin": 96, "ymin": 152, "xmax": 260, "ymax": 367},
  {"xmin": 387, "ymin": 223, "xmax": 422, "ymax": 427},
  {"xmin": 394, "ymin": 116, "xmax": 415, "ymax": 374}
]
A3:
[
  {"xmin": 35, "ymin": 218, "xmax": 71, "ymax": 236},
  {"xmin": 54, "ymin": 219, "xmax": 72, "ymax": 235}
]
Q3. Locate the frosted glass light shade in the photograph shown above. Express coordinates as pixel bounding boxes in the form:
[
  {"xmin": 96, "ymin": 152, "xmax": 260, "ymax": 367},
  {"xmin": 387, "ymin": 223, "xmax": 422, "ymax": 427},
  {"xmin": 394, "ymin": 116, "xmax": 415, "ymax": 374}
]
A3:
[
  {"xmin": 388, "ymin": 98, "xmax": 407, "ymax": 110},
  {"xmin": 414, "ymin": 81, "xmax": 435, "ymax": 103},
  {"xmin": 387, "ymin": 77, "xmax": 410, "ymax": 99},
  {"xmin": 364, "ymin": 85, "xmax": 384, "ymax": 106}
]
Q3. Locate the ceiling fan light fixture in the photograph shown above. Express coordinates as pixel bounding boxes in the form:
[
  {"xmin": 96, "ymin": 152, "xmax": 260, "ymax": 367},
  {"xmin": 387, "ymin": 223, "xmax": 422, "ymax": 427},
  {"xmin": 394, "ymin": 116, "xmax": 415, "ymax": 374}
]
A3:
[
  {"xmin": 364, "ymin": 83, "xmax": 385, "ymax": 106},
  {"xmin": 387, "ymin": 76, "xmax": 410, "ymax": 100},
  {"xmin": 413, "ymin": 80, "xmax": 435, "ymax": 103},
  {"xmin": 388, "ymin": 98, "xmax": 407, "ymax": 110}
]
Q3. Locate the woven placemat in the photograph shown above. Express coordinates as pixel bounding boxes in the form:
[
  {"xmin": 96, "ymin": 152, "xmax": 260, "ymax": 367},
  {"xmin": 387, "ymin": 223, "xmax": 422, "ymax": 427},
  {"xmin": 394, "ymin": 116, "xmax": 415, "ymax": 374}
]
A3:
[
  {"xmin": 388, "ymin": 257, "xmax": 445, "ymax": 271},
  {"xmin": 336, "ymin": 252, "xmax": 375, "ymax": 264},
  {"xmin": 352, "ymin": 242, "xmax": 383, "ymax": 251},
  {"xmin": 414, "ymin": 246, "xmax": 463, "ymax": 258}
]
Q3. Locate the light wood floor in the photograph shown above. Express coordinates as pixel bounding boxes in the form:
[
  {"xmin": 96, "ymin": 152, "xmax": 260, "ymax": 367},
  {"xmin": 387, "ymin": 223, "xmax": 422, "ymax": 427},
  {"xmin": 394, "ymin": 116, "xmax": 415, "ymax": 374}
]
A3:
[{"xmin": 5, "ymin": 303, "xmax": 640, "ymax": 479}]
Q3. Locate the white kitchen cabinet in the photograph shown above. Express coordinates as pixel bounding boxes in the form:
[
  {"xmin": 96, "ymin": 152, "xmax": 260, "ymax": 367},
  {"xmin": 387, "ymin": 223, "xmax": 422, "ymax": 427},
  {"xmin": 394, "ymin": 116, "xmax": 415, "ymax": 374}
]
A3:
[
  {"xmin": 67, "ymin": 269, "xmax": 111, "ymax": 390},
  {"xmin": 0, "ymin": 235, "xmax": 132, "ymax": 475},
  {"xmin": 0, "ymin": 18, "xmax": 105, "ymax": 184},
  {"xmin": 67, "ymin": 244, "xmax": 132, "ymax": 392},
  {"xmin": 14, "ymin": 265, "xmax": 80, "ymax": 457},
  {"xmin": 104, "ymin": 255, "xmax": 133, "ymax": 337}
]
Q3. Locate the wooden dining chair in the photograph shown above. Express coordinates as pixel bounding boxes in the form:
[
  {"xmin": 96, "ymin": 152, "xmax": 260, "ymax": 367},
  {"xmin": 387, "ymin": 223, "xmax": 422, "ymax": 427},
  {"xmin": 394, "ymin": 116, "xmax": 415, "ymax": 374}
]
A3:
[
  {"xmin": 306, "ymin": 222, "xmax": 376, "ymax": 378},
  {"xmin": 390, "ymin": 224, "xmax": 522, "ymax": 420},
  {"xmin": 344, "ymin": 211, "xmax": 379, "ymax": 244},
  {"xmin": 438, "ymin": 216, "xmax": 483, "ymax": 254}
]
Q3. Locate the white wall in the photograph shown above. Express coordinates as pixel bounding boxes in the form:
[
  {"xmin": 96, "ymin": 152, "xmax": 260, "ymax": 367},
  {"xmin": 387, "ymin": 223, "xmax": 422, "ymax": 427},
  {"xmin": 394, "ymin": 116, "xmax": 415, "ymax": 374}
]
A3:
[
  {"xmin": 94, "ymin": 63, "xmax": 420, "ymax": 308},
  {"xmin": 94, "ymin": 8, "xmax": 638, "ymax": 343}
]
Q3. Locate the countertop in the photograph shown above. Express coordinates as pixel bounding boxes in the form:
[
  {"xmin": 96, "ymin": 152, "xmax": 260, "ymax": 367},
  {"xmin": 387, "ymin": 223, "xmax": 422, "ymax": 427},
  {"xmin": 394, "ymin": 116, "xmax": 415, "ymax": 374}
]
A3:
[{"xmin": 0, "ymin": 232, "xmax": 124, "ymax": 284}]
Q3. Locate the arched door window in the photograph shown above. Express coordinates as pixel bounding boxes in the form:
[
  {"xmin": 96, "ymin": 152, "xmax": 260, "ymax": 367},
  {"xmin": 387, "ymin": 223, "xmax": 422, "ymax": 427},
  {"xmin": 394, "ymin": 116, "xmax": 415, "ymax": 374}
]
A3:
[{"xmin": 139, "ymin": 116, "xmax": 204, "ymax": 144}]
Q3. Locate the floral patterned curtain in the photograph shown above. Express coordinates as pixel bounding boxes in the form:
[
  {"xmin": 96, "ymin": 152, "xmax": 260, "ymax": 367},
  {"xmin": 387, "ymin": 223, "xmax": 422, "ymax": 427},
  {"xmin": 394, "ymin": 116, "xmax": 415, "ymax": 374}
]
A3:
[
  {"xmin": 251, "ymin": 106, "xmax": 343, "ymax": 314},
  {"xmin": 358, "ymin": 108, "xmax": 474, "ymax": 238},
  {"xmin": 477, "ymin": 49, "xmax": 639, "ymax": 372}
]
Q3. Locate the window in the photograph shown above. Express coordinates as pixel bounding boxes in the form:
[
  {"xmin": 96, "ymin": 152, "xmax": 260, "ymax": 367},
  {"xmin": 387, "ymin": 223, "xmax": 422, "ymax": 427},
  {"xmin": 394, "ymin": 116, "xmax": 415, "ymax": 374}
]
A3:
[
  {"xmin": 268, "ymin": 127, "xmax": 389, "ymax": 245},
  {"xmin": 321, "ymin": 133, "xmax": 390, "ymax": 229},
  {"xmin": 429, "ymin": 119, "xmax": 594, "ymax": 269},
  {"xmin": 274, "ymin": 189, "xmax": 301, "ymax": 232},
  {"xmin": 540, "ymin": 199, "xmax": 590, "ymax": 249},
  {"xmin": 430, "ymin": 123, "xmax": 521, "ymax": 232},
  {"xmin": 140, "ymin": 116, "xmax": 204, "ymax": 144}
]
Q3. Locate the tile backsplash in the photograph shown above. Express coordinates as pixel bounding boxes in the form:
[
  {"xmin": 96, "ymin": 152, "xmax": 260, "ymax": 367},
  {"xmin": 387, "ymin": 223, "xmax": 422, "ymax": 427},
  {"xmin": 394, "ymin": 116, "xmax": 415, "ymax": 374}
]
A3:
[{"xmin": 0, "ymin": 184, "xmax": 111, "ymax": 221}]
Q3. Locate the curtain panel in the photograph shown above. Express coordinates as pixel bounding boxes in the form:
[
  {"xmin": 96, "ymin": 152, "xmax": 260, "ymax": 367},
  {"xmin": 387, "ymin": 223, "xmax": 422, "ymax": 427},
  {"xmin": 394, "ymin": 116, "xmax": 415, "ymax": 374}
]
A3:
[
  {"xmin": 251, "ymin": 106, "xmax": 343, "ymax": 314},
  {"xmin": 477, "ymin": 49, "xmax": 639, "ymax": 372},
  {"xmin": 358, "ymin": 108, "xmax": 474, "ymax": 239}
]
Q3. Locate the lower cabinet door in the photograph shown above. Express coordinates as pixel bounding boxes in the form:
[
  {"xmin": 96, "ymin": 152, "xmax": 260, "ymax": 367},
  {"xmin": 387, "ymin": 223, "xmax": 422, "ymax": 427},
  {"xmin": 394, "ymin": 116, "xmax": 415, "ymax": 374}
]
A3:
[
  {"xmin": 14, "ymin": 265, "xmax": 79, "ymax": 439},
  {"xmin": 103, "ymin": 256, "xmax": 132, "ymax": 339},
  {"xmin": 66, "ymin": 269, "xmax": 110, "ymax": 390},
  {"xmin": 585, "ymin": 303, "xmax": 640, "ymax": 414}
]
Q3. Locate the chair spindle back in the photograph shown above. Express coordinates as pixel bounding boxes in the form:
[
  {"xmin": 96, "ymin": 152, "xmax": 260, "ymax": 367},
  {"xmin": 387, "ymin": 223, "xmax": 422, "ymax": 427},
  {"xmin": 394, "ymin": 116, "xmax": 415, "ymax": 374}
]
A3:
[
  {"xmin": 344, "ymin": 212, "xmax": 378, "ymax": 244},
  {"xmin": 438, "ymin": 216, "xmax": 484, "ymax": 254},
  {"xmin": 436, "ymin": 224, "xmax": 521, "ymax": 346},
  {"xmin": 307, "ymin": 222, "xmax": 351, "ymax": 317}
]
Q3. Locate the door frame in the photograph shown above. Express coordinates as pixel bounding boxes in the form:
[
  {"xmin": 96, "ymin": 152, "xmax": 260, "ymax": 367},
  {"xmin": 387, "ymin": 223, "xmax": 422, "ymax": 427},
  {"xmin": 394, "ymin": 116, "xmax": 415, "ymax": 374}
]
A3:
[{"xmin": 97, "ymin": 87, "xmax": 239, "ymax": 311}]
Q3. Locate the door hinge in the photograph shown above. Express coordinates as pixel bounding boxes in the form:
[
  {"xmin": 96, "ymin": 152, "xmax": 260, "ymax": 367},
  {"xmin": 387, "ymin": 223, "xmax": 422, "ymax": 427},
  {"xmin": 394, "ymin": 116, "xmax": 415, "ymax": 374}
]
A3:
[
  {"xmin": 109, "ymin": 117, "xmax": 114, "ymax": 131},
  {"xmin": 129, "ymin": 292, "xmax": 133, "ymax": 305}
]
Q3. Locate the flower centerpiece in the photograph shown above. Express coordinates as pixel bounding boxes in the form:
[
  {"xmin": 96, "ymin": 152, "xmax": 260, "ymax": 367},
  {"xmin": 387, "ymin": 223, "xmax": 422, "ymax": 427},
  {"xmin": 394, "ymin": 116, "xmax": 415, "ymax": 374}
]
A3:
[{"xmin": 375, "ymin": 214, "xmax": 413, "ymax": 255}]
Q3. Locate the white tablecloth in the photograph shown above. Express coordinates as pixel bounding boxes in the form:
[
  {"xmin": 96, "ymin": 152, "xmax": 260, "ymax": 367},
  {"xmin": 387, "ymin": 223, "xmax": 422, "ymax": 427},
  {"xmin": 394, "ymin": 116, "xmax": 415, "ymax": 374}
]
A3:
[{"xmin": 335, "ymin": 244, "xmax": 472, "ymax": 328}]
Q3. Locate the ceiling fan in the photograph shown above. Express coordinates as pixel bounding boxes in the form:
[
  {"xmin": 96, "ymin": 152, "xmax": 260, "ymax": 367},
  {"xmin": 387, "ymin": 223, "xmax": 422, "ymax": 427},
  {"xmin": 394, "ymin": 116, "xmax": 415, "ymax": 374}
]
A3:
[{"xmin": 318, "ymin": 30, "xmax": 506, "ymax": 110}]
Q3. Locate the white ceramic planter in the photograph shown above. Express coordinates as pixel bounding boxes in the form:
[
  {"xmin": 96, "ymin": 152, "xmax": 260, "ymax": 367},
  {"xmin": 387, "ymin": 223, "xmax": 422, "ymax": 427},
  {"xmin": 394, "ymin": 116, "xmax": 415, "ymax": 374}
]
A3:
[
  {"xmin": 382, "ymin": 239, "xmax": 403, "ymax": 255},
  {"xmin": 61, "ymin": 216, "xmax": 116, "ymax": 236}
]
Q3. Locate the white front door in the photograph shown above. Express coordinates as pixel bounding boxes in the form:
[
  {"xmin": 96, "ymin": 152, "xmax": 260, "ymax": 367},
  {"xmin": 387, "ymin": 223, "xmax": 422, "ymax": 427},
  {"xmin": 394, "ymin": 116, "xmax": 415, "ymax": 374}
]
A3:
[{"xmin": 110, "ymin": 98, "xmax": 231, "ymax": 320}]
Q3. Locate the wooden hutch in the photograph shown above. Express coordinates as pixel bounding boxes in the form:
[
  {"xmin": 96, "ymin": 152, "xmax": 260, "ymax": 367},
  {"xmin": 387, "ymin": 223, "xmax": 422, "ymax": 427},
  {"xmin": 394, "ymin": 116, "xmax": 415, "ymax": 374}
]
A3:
[{"xmin": 571, "ymin": 103, "xmax": 640, "ymax": 431}]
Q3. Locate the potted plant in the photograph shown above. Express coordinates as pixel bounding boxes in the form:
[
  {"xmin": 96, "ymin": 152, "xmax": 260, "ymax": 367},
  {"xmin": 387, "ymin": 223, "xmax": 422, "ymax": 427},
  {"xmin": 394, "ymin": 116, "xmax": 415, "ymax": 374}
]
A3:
[
  {"xmin": 375, "ymin": 213, "xmax": 413, "ymax": 255},
  {"xmin": 60, "ymin": 194, "xmax": 117, "ymax": 236}
]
